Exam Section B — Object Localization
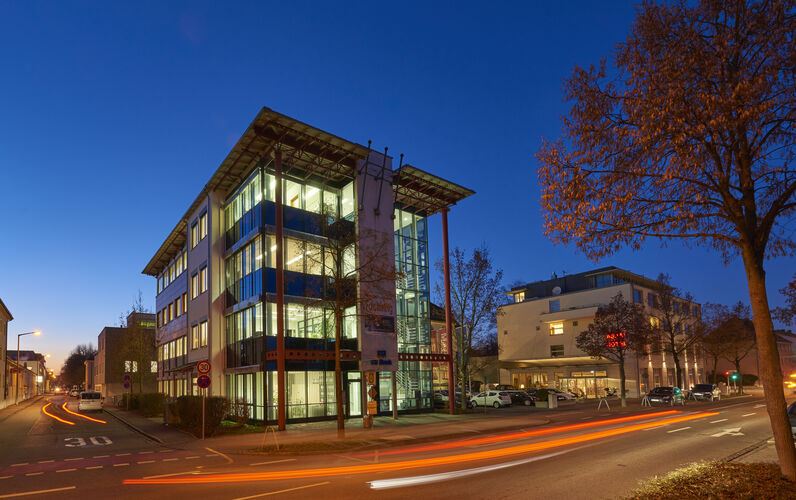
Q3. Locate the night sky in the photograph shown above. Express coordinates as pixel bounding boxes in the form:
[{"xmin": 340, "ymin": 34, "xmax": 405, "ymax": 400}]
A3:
[{"xmin": 1, "ymin": 2, "xmax": 792, "ymax": 373}]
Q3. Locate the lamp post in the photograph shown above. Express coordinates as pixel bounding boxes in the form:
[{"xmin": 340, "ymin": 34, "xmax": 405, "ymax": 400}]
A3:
[{"xmin": 16, "ymin": 331, "xmax": 41, "ymax": 404}]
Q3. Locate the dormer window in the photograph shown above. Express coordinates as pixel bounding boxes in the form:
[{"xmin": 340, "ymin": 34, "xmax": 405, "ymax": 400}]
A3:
[{"xmin": 514, "ymin": 291, "xmax": 525, "ymax": 303}]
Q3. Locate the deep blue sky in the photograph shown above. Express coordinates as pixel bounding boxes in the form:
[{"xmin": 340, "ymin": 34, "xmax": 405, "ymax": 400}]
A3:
[{"xmin": 1, "ymin": 2, "xmax": 792, "ymax": 373}]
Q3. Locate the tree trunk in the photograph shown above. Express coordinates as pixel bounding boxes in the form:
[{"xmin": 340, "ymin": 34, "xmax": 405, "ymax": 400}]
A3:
[
  {"xmin": 742, "ymin": 250, "xmax": 796, "ymax": 480},
  {"xmin": 618, "ymin": 358, "xmax": 627, "ymax": 407},
  {"xmin": 711, "ymin": 356, "xmax": 719, "ymax": 384},
  {"xmin": 734, "ymin": 358, "xmax": 743, "ymax": 395},
  {"xmin": 672, "ymin": 352, "xmax": 683, "ymax": 389},
  {"xmin": 334, "ymin": 309, "xmax": 344, "ymax": 439}
]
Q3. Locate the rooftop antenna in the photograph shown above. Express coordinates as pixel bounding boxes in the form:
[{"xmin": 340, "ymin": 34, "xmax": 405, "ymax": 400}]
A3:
[
  {"xmin": 358, "ymin": 140, "xmax": 373, "ymax": 211},
  {"xmin": 390, "ymin": 153, "xmax": 404, "ymax": 220}
]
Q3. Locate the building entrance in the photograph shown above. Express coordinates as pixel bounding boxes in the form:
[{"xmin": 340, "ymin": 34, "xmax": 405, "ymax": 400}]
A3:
[{"xmin": 347, "ymin": 379, "xmax": 362, "ymax": 417}]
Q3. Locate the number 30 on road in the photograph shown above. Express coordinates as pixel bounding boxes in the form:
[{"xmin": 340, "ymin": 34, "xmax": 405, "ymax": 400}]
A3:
[{"xmin": 64, "ymin": 436, "xmax": 112, "ymax": 447}]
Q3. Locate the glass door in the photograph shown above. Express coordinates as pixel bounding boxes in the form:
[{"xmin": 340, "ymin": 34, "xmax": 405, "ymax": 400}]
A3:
[{"xmin": 347, "ymin": 380, "xmax": 362, "ymax": 417}]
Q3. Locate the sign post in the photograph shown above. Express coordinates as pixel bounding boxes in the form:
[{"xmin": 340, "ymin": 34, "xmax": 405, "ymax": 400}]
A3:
[{"xmin": 197, "ymin": 367, "xmax": 211, "ymax": 440}]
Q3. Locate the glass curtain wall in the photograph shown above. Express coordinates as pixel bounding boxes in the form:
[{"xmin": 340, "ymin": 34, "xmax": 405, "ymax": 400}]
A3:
[{"xmin": 393, "ymin": 208, "xmax": 433, "ymax": 411}]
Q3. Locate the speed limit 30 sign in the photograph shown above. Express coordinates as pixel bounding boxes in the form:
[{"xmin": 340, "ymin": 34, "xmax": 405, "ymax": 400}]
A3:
[{"xmin": 197, "ymin": 360, "xmax": 211, "ymax": 374}]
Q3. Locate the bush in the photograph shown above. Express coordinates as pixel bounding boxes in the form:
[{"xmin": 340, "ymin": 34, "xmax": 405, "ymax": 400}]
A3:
[
  {"xmin": 535, "ymin": 389, "xmax": 549, "ymax": 401},
  {"xmin": 742, "ymin": 374, "xmax": 758, "ymax": 386},
  {"xmin": 175, "ymin": 396, "xmax": 229, "ymax": 437},
  {"xmin": 136, "ymin": 393, "xmax": 166, "ymax": 417},
  {"xmin": 227, "ymin": 398, "xmax": 250, "ymax": 428}
]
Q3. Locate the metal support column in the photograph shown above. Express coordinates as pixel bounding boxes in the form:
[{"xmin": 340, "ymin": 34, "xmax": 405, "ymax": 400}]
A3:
[
  {"xmin": 392, "ymin": 371, "xmax": 398, "ymax": 420},
  {"xmin": 275, "ymin": 150, "xmax": 286, "ymax": 431},
  {"xmin": 442, "ymin": 208, "xmax": 455, "ymax": 415}
]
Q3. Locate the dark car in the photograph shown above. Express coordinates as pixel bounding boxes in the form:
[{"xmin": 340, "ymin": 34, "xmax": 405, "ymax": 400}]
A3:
[
  {"xmin": 434, "ymin": 390, "xmax": 472, "ymax": 409},
  {"xmin": 787, "ymin": 401, "xmax": 796, "ymax": 438},
  {"xmin": 506, "ymin": 390, "xmax": 534, "ymax": 406},
  {"xmin": 494, "ymin": 384, "xmax": 517, "ymax": 391},
  {"xmin": 689, "ymin": 384, "xmax": 721, "ymax": 402},
  {"xmin": 647, "ymin": 386, "xmax": 685, "ymax": 406}
]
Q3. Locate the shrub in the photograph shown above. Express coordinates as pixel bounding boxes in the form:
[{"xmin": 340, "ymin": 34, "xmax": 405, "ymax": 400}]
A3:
[
  {"xmin": 227, "ymin": 398, "xmax": 250, "ymax": 428},
  {"xmin": 136, "ymin": 393, "xmax": 166, "ymax": 417},
  {"xmin": 742, "ymin": 374, "xmax": 758, "ymax": 386},
  {"xmin": 175, "ymin": 396, "xmax": 229, "ymax": 437}
]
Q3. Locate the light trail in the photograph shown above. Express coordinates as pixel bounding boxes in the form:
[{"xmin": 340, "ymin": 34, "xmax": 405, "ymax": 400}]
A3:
[
  {"xmin": 123, "ymin": 411, "xmax": 719, "ymax": 485},
  {"xmin": 61, "ymin": 402, "xmax": 106, "ymax": 423},
  {"xmin": 360, "ymin": 410, "xmax": 682, "ymax": 457},
  {"xmin": 41, "ymin": 403, "xmax": 75, "ymax": 426}
]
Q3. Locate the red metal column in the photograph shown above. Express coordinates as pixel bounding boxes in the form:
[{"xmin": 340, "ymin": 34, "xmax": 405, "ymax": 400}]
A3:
[
  {"xmin": 442, "ymin": 208, "xmax": 455, "ymax": 415},
  {"xmin": 275, "ymin": 150, "xmax": 286, "ymax": 431}
]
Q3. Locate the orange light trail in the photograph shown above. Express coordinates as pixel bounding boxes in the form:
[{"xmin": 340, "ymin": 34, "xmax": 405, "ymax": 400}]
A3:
[
  {"xmin": 42, "ymin": 403, "xmax": 75, "ymax": 425},
  {"xmin": 124, "ymin": 411, "xmax": 719, "ymax": 485},
  {"xmin": 61, "ymin": 402, "xmax": 106, "ymax": 423},
  {"xmin": 363, "ymin": 410, "xmax": 682, "ymax": 457}
]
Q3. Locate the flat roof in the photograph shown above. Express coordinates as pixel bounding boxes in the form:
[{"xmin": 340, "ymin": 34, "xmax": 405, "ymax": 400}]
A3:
[{"xmin": 144, "ymin": 107, "xmax": 474, "ymax": 276}]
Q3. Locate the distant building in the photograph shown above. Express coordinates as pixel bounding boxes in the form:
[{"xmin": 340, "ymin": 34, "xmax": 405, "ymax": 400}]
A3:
[
  {"xmin": 7, "ymin": 351, "xmax": 47, "ymax": 399},
  {"xmin": 0, "ymin": 298, "xmax": 12, "ymax": 409},
  {"xmin": 95, "ymin": 311, "xmax": 157, "ymax": 400},
  {"xmin": 84, "ymin": 359, "xmax": 95, "ymax": 391},
  {"xmin": 498, "ymin": 267, "xmax": 703, "ymax": 398},
  {"xmin": 711, "ymin": 329, "xmax": 796, "ymax": 383}
]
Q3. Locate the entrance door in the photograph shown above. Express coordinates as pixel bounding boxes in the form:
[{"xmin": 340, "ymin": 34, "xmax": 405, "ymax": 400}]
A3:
[{"xmin": 347, "ymin": 380, "xmax": 362, "ymax": 417}]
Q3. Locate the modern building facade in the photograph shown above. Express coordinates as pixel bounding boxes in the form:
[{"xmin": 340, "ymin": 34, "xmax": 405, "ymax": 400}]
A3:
[
  {"xmin": 94, "ymin": 311, "xmax": 157, "ymax": 400},
  {"xmin": 143, "ymin": 107, "xmax": 473, "ymax": 425},
  {"xmin": 0, "ymin": 298, "xmax": 12, "ymax": 409},
  {"xmin": 498, "ymin": 267, "xmax": 703, "ymax": 398}
]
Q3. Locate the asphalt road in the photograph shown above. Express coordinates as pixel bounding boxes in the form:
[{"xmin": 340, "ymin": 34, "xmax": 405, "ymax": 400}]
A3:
[{"xmin": 0, "ymin": 395, "xmax": 784, "ymax": 500}]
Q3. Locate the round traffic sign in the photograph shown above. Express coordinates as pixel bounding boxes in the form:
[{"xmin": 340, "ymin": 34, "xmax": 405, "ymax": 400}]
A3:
[
  {"xmin": 197, "ymin": 374, "xmax": 211, "ymax": 389},
  {"xmin": 197, "ymin": 360, "xmax": 211, "ymax": 374},
  {"xmin": 123, "ymin": 382, "xmax": 130, "ymax": 389},
  {"xmin": 123, "ymin": 374, "xmax": 131, "ymax": 382}
]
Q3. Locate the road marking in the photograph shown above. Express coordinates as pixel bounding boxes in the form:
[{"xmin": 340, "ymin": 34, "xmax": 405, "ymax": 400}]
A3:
[
  {"xmin": 162, "ymin": 458, "xmax": 179, "ymax": 462},
  {"xmin": 24, "ymin": 472, "xmax": 43, "ymax": 477},
  {"xmin": 142, "ymin": 471, "xmax": 197, "ymax": 479},
  {"xmin": 185, "ymin": 456, "xmax": 200, "ymax": 460},
  {"xmin": 249, "ymin": 459, "xmax": 297, "ymax": 466},
  {"xmin": 64, "ymin": 458, "xmax": 83, "ymax": 461},
  {"xmin": 0, "ymin": 486, "xmax": 77, "ymax": 499},
  {"xmin": 10, "ymin": 464, "xmax": 28, "ymax": 467},
  {"xmin": 231, "ymin": 482, "xmax": 330, "ymax": 500},
  {"xmin": 667, "ymin": 427, "xmax": 691, "ymax": 433},
  {"xmin": 0, "ymin": 476, "xmax": 12, "ymax": 480},
  {"xmin": 158, "ymin": 450, "xmax": 172, "ymax": 453},
  {"xmin": 742, "ymin": 413, "xmax": 756, "ymax": 417},
  {"xmin": 710, "ymin": 419, "xmax": 728, "ymax": 424},
  {"xmin": 754, "ymin": 404, "xmax": 766, "ymax": 408},
  {"xmin": 369, "ymin": 447, "xmax": 587, "ymax": 490},
  {"xmin": 204, "ymin": 447, "xmax": 233, "ymax": 464},
  {"xmin": 137, "ymin": 460, "xmax": 155, "ymax": 464},
  {"xmin": 113, "ymin": 463, "xmax": 130, "ymax": 467},
  {"xmin": 115, "ymin": 453, "xmax": 131, "ymax": 456},
  {"xmin": 56, "ymin": 469, "xmax": 77, "ymax": 473},
  {"xmin": 581, "ymin": 417, "xmax": 593, "ymax": 420},
  {"xmin": 138, "ymin": 451, "xmax": 153, "ymax": 455},
  {"xmin": 85, "ymin": 466, "xmax": 103, "ymax": 470},
  {"xmin": 712, "ymin": 428, "xmax": 744, "ymax": 437},
  {"xmin": 37, "ymin": 460, "xmax": 54, "ymax": 464},
  {"xmin": 93, "ymin": 455, "xmax": 109, "ymax": 458}
]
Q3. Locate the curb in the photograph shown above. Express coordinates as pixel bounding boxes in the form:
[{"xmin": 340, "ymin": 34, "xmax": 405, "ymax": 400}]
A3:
[{"xmin": 103, "ymin": 408, "xmax": 164, "ymax": 444}]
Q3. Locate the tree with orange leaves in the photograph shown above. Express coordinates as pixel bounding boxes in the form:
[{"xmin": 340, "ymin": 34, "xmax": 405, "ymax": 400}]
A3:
[{"xmin": 537, "ymin": 0, "xmax": 796, "ymax": 479}]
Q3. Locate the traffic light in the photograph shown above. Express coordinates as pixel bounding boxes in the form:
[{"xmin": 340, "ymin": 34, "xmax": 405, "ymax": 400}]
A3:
[
  {"xmin": 724, "ymin": 371, "xmax": 729, "ymax": 376},
  {"xmin": 730, "ymin": 373, "xmax": 740, "ymax": 381}
]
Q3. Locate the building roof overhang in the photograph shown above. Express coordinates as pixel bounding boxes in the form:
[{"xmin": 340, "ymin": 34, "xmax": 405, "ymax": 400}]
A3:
[
  {"xmin": 0, "ymin": 298, "xmax": 12, "ymax": 321},
  {"xmin": 392, "ymin": 165, "xmax": 475, "ymax": 216},
  {"xmin": 500, "ymin": 356, "xmax": 615, "ymax": 368}
]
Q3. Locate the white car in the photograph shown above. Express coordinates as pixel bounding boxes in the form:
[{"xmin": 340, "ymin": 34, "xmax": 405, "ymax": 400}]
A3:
[
  {"xmin": 470, "ymin": 391, "xmax": 512, "ymax": 408},
  {"xmin": 77, "ymin": 391, "xmax": 103, "ymax": 411}
]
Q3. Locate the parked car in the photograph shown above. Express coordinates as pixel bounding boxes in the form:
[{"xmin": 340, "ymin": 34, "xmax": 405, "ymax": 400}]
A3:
[
  {"xmin": 494, "ymin": 384, "xmax": 517, "ymax": 391},
  {"xmin": 77, "ymin": 391, "xmax": 103, "ymax": 411},
  {"xmin": 506, "ymin": 390, "xmax": 534, "ymax": 406},
  {"xmin": 546, "ymin": 388, "xmax": 577, "ymax": 401},
  {"xmin": 434, "ymin": 390, "xmax": 472, "ymax": 409},
  {"xmin": 470, "ymin": 391, "xmax": 512, "ymax": 408},
  {"xmin": 647, "ymin": 386, "xmax": 685, "ymax": 406},
  {"xmin": 689, "ymin": 384, "xmax": 721, "ymax": 401},
  {"xmin": 69, "ymin": 389, "xmax": 80, "ymax": 397},
  {"xmin": 787, "ymin": 401, "xmax": 796, "ymax": 438}
]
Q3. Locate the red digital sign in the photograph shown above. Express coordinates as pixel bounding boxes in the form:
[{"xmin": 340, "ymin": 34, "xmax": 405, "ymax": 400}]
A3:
[{"xmin": 606, "ymin": 331, "xmax": 627, "ymax": 348}]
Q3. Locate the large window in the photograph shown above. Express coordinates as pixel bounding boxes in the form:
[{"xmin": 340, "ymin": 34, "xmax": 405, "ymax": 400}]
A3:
[
  {"xmin": 549, "ymin": 299, "xmax": 560, "ymax": 312},
  {"xmin": 549, "ymin": 322, "xmax": 564, "ymax": 335},
  {"xmin": 199, "ymin": 212, "xmax": 207, "ymax": 240},
  {"xmin": 157, "ymin": 250, "xmax": 187, "ymax": 295},
  {"xmin": 514, "ymin": 291, "xmax": 525, "ymax": 303},
  {"xmin": 191, "ymin": 273, "xmax": 199, "ymax": 299},
  {"xmin": 191, "ymin": 324, "xmax": 199, "ymax": 349},
  {"xmin": 200, "ymin": 266, "xmax": 207, "ymax": 294},
  {"xmin": 634, "ymin": 289, "xmax": 643, "ymax": 303},
  {"xmin": 550, "ymin": 345, "xmax": 565, "ymax": 357},
  {"xmin": 199, "ymin": 321, "xmax": 208, "ymax": 347}
]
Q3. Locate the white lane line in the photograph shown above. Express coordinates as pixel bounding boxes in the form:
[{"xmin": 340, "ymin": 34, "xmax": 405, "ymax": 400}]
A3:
[
  {"xmin": 742, "ymin": 413, "xmax": 756, "ymax": 417},
  {"xmin": 138, "ymin": 451, "xmax": 153, "ymax": 455},
  {"xmin": 231, "ymin": 482, "xmax": 330, "ymax": 500},
  {"xmin": 249, "ymin": 458, "xmax": 297, "ymax": 467},
  {"xmin": 37, "ymin": 460, "xmax": 54, "ymax": 464},
  {"xmin": 113, "ymin": 463, "xmax": 129, "ymax": 467},
  {"xmin": 204, "ymin": 447, "xmax": 233, "ymax": 464},
  {"xmin": 56, "ymin": 469, "xmax": 77, "ymax": 473},
  {"xmin": 0, "ymin": 486, "xmax": 77, "ymax": 499},
  {"xmin": 369, "ymin": 446, "xmax": 590, "ymax": 490},
  {"xmin": 142, "ymin": 471, "xmax": 196, "ymax": 479},
  {"xmin": 115, "ymin": 453, "xmax": 131, "ymax": 456},
  {"xmin": 85, "ymin": 466, "xmax": 103, "ymax": 470},
  {"xmin": 24, "ymin": 473, "xmax": 43, "ymax": 477},
  {"xmin": 710, "ymin": 419, "xmax": 728, "ymax": 424},
  {"xmin": 64, "ymin": 458, "xmax": 83, "ymax": 461},
  {"xmin": 185, "ymin": 456, "xmax": 200, "ymax": 460},
  {"xmin": 162, "ymin": 458, "xmax": 179, "ymax": 462},
  {"xmin": 581, "ymin": 417, "xmax": 593, "ymax": 420},
  {"xmin": 667, "ymin": 427, "xmax": 692, "ymax": 433},
  {"xmin": 10, "ymin": 464, "xmax": 28, "ymax": 467},
  {"xmin": 93, "ymin": 455, "xmax": 109, "ymax": 458},
  {"xmin": 0, "ymin": 476, "xmax": 12, "ymax": 480},
  {"xmin": 137, "ymin": 460, "xmax": 155, "ymax": 464},
  {"xmin": 754, "ymin": 404, "xmax": 766, "ymax": 408}
]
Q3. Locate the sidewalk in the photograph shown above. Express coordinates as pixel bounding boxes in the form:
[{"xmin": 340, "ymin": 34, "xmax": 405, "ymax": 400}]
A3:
[
  {"xmin": 103, "ymin": 405, "xmax": 195, "ymax": 447},
  {"xmin": 0, "ymin": 395, "xmax": 44, "ymax": 423}
]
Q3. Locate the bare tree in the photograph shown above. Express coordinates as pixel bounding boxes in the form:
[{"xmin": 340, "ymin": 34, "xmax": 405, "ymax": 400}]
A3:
[
  {"xmin": 774, "ymin": 273, "xmax": 796, "ymax": 326},
  {"xmin": 701, "ymin": 303, "xmax": 733, "ymax": 383},
  {"xmin": 536, "ymin": 0, "xmax": 796, "ymax": 478},
  {"xmin": 716, "ymin": 302, "xmax": 757, "ymax": 394},
  {"xmin": 118, "ymin": 291, "xmax": 155, "ymax": 393},
  {"xmin": 576, "ymin": 292, "xmax": 651, "ymax": 407},
  {"xmin": 435, "ymin": 246, "xmax": 506, "ymax": 410},
  {"xmin": 651, "ymin": 274, "xmax": 702, "ymax": 388},
  {"xmin": 60, "ymin": 343, "xmax": 97, "ymax": 387}
]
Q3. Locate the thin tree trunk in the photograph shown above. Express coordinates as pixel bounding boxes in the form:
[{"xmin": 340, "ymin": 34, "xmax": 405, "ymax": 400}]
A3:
[
  {"xmin": 334, "ymin": 309, "xmax": 344, "ymax": 439},
  {"xmin": 711, "ymin": 356, "xmax": 719, "ymax": 384},
  {"xmin": 742, "ymin": 250, "xmax": 796, "ymax": 481},
  {"xmin": 672, "ymin": 352, "xmax": 682, "ymax": 389},
  {"xmin": 618, "ymin": 358, "xmax": 627, "ymax": 407},
  {"xmin": 734, "ymin": 359, "xmax": 743, "ymax": 395}
]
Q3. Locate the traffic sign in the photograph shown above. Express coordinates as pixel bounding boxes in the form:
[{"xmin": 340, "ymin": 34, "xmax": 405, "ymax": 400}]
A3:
[
  {"xmin": 197, "ymin": 360, "xmax": 211, "ymax": 374},
  {"xmin": 123, "ymin": 374, "xmax": 131, "ymax": 382},
  {"xmin": 123, "ymin": 382, "xmax": 130, "ymax": 389},
  {"xmin": 365, "ymin": 371, "xmax": 376, "ymax": 385},
  {"xmin": 368, "ymin": 387, "xmax": 378, "ymax": 400},
  {"xmin": 197, "ymin": 375, "xmax": 211, "ymax": 389},
  {"xmin": 367, "ymin": 400, "xmax": 378, "ymax": 415}
]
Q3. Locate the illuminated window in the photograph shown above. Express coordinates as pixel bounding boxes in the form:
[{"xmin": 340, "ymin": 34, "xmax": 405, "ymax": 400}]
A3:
[
  {"xmin": 514, "ymin": 291, "xmax": 525, "ymax": 303},
  {"xmin": 550, "ymin": 322, "xmax": 564, "ymax": 335},
  {"xmin": 191, "ymin": 222, "xmax": 199, "ymax": 248},
  {"xmin": 182, "ymin": 293, "xmax": 187, "ymax": 313},
  {"xmin": 200, "ymin": 266, "xmax": 207, "ymax": 293},
  {"xmin": 199, "ymin": 212, "xmax": 207, "ymax": 240},
  {"xmin": 168, "ymin": 303, "xmax": 174, "ymax": 322},
  {"xmin": 150, "ymin": 361, "xmax": 157, "ymax": 373},
  {"xmin": 650, "ymin": 316, "xmax": 660, "ymax": 328},
  {"xmin": 191, "ymin": 273, "xmax": 199, "ymax": 299},
  {"xmin": 199, "ymin": 321, "xmax": 208, "ymax": 347},
  {"xmin": 175, "ymin": 297, "xmax": 181, "ymax": 317},
  {"xmin": 124, "ymin": 361, "xmax": 138, "ymax": 373},
  {"xmin": 191, "ymin": 324, "xmax": 199, "ymax": 349}
]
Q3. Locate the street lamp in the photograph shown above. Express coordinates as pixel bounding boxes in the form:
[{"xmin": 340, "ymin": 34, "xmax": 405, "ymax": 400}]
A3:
[{"xmin": 16, "ymin": 331, "xmax": 41, "ymax": 405}]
